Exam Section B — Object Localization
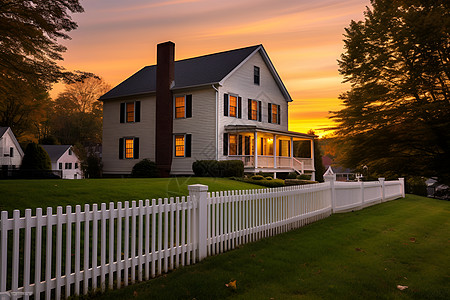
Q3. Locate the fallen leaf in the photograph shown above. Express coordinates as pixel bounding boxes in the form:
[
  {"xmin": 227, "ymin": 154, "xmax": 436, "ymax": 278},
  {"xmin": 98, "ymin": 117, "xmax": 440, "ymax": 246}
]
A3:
[
  {"xmin": 133, "ymin": 291, "xmax": 138, "ymax": 297},
  {"xmin": 410, "ymin": 237, "xmax": 416, "ymax": 243},
  {"xmin": 225, "ymin": 280, "xmax": 237, "ymax": 290},
  {"xmin": 397, "ymin": 285, "xmax": 408, "ymax": 291},
  {"xmin": 355, "ymin": 248, "xmax": 365, "ymax": 252}
]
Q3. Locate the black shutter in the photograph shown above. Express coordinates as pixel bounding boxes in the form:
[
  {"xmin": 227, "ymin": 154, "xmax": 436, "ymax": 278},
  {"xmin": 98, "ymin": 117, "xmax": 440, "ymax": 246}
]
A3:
[
  {"xmin": 260, "ymin": 138, "xmax": 264, "ymax": 155},
  {"xmin": 245, "ymin": 136, "xmax": 250, "ymax": 155},
  {"xmin": 277, "ymin": 105, "xmax": 281, "ymax": 124},
  {"xmin": 120, "ymin": 103, "xmax": 125, "ymax": 123},
  {"xmin": 134, "ymin": 138, "xmax": 139, "ymax": 159},
  {"xmin": 279, "ymin": 140, "xmax": 282, "ymax": 157},
  {"xmin": 186, "ymin": 95, "xmax": 192, "ymax": 118},
  {"xmin": 288, "ymin": 140, "xmax": 291, "ymax": 157},
  {"xmin": 258, "ymin": 101, "xmax": 262, "ymax": 122},
  {"xmin": 238, "ymin": 97, "xmax": 242, "ymax": 119},
  {"xmin": 248, "ymin": 99, "xmax": 252, "ymax": 119},
  {"xmin": 223, "ymin": 133, "xmax": 228, "ymax": 156},
  {"xmin": 185, "ymin": 134, "xmax": 191, "ymax": 157},
  {"xmin": 135, "ymin": 101, "xmax": 141, "ymax": 122},
  {"xmin": 119, "ymin": 138, "xmax": 124, "ymax": 159},
  {"xmin": 268, "ymin": 103, "xmax": 272, "ymax": 123},
  {"xmin": 224, "ymin": 94, "xmax": 229, "ymax": 116},
  {"xmin": 238, "ymin": 135, "xmax": 243, "ymax": 155}
]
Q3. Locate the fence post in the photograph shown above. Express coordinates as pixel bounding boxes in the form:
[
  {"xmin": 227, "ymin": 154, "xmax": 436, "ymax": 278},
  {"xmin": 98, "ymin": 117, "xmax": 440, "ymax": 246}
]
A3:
[
  {"xmin": 399, "ymin": 178, "xmax": 405, "ymax": 198},
  {"xmin": 323, "ymin": 167, "xmax": 336, "ymax": 213},
  {"xmin": 360, "ymin": 180, "xmax": 364, "ymax": 208},
  {"xmin": 378, "ymin": 178, "xmax": 385, "ymax": 202},
  {"xmin": 188, "ymin": 184, "xmax": 208, "ymax": 261}
]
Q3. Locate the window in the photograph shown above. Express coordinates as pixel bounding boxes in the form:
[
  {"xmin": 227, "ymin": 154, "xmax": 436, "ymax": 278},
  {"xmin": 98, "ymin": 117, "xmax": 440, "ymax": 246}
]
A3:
[
  {"xmin": 174, "ymin": 95, "xmax": 192, "ymax": 119},
  {"xmin": 268, "ymin": 103, "xmax": 281, "ymax": 124},
  {"xmin": 224, "ymin": 94, "xmax": 242, "ymax": 118},
  {"xmin": 59, "ymin": 163, "xmax": 62, "ymax": 170},
  {"xmin": 254, "ymin": 66, "xmax": 260, "ymax": 85},
  {"xmin": 119, "ymin": 137, "xmax": 139, "ymax": 159},
  {"xmin": 229, "ymin": 134, "xmax": 237, "ymax": 155},
  {"xmin": 9, "ymin": 147, "xmax": 13, "ymax": 157},
  {"xmin": 120, "ymin": 101, "xmax": 141, "ymax": 123},
  {"xmin": 125, "ymin": 138, "xmax": 134, "ymax": 159},
  {"xmin": 65, "ymin": 163, "xmax": 72, "ymax": 169},
  {"xmin": 68, "ymin": 148, "xmax": 72, "ymax": 155},
  {"xmin": 175, "ymin": 135, "xmax": 185, "ymax": 157},
  {"xmin": 175, "ymin": 96, "xmax": 185, "ymax": 118},
  {"xmin": 248, "ymin": 99, "xmax": 261, "ymax": 121},
  {"xmin": 75, "ymin": 163, "xmax": 78, "ymax": 169},
  {"xmin": 229, "ymin": 95, "xmax": 237, "ymax": 117},
  {"xmin": 174, "ymin": 134, "xmax": 192, "ymax": 157}
]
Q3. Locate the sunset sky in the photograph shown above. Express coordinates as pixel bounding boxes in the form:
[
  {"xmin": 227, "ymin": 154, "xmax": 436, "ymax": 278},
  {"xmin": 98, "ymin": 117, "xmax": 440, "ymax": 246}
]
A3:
[{"xmin": 56, "ymin": 0, "xmax": 371, "ymax": 137}]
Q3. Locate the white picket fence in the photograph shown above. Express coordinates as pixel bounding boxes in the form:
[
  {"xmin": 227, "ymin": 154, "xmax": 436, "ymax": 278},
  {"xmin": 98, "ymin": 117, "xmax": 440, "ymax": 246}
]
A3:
[{"xmin": 0, "ymin": 177, "xmax": 404, "ymax": 299}]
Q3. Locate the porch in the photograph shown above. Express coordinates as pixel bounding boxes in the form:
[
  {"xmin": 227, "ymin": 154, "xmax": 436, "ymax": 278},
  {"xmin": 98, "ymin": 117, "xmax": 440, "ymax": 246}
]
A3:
[{"xmin": 224, "ymin": 125, "xmax": 316, "ymax": 179}]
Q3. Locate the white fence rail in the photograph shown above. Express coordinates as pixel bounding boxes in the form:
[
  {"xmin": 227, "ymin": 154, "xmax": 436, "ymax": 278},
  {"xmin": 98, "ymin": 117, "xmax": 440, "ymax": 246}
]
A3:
[{"xmin": 0, "ymin": 178, "xmax": 404, "ymax": 299}]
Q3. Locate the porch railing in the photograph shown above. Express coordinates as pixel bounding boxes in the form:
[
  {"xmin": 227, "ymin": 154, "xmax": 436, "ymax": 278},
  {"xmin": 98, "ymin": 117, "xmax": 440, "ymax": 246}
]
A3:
[{"xmin": 226, "ymin": 155, "xmax": 310, "ymax": 172}]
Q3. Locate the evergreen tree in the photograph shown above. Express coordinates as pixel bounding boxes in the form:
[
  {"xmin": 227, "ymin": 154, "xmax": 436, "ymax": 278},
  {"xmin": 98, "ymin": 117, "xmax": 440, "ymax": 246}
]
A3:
[
  {"xmin": 21, "ymin": 143, "xmax": 51, "ymax": 170},
  {"xmin": 332, "ymin": 0, "xmax": 450, "ymax": 184}
]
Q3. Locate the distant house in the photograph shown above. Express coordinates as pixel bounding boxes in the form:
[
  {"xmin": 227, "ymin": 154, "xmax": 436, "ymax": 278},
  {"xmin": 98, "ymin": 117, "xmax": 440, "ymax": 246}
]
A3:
[
  {"xmin": 100, "ymin": 42, "xmax": 317, "ymax": 178},
  {"xmin": 0, "ymin": 127, "xmax": 24, "ymax": 176},
  {"xmin": 41, "ymin": 145, "xmax": 83, "ymax": 179}
]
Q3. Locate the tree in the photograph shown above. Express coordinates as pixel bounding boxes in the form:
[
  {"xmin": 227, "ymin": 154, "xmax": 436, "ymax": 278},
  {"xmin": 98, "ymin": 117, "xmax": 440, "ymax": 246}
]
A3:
[
  {"xmin": 49, "ymin": 77, "xmax": 111, "ymax": 146},
  {"xmin": 21, "ymin": 143, "xmax": 51, "ymax": 170},
  {"xmin": 332, "ymin": 0, "xmax": 450, "ymax": 184},
  {"xmin": 0, "ymin": 0, "xmax": 88, "ymax": 141},
  {"xmin": 309, "ymin": 131, "xmax": 325, "ymax": 182}
]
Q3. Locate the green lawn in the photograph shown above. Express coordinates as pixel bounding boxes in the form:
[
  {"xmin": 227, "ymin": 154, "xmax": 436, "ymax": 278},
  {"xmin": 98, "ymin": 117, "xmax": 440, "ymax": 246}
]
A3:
[
  {"xmin": 88, "ymin": 195, "xmax": 449, "ymax": 300},
  {"xmin": 0, "ymin": 177, "xmax": 262, "ymax": 214}
]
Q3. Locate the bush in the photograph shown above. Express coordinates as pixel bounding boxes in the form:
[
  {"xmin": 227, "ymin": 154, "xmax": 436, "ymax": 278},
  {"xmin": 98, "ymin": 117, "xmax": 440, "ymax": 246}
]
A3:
[
  {"xmin": 21, "ymin": 143, "xmax": 51, "ymax": 170},
  {"xmin": 286, "ymin": 172, "xmax": 297, "ymax": 179},
  {"xmin": 83, "ymin": 154, "xmax": 102, "ymax": 178},
  {"xmin": 251, "ymin": 175, "xmax": 264, "ymax": 180},
  {"xmin": 192, "ymin": 160, "xmax": 244, "ymax": 177},
  {"xmin": 265, "ymin": 176, "xmax": 273, "ymax": 180},
  {"xmin": 406, "ymin": 177, "xmax": 427, "ymax": 196},
  {"xmin": 131, "ymin": 159, "xmax": 159, "ymax": 178},
  {"xmin": 297, "ymin": 174, "xmax": 311, "ymax": 180}
]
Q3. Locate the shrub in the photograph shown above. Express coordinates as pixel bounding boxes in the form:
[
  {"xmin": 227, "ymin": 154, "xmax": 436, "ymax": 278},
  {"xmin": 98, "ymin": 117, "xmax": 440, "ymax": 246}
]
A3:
[
  {"xmin": 192, "ymin": 160, "xmax": 244, "ymax": 177},
  {"xmin": 83, "ymin": 154, "xmax": 102, "ymax": 178},
  {"xmin": 406, "ymin": 177, "xmax": 427, "ymax": 196},
  {"xmin": 251, "ymin": 175, "xmax": 264, "ymax": 180},
  {"xmin": 131, "ymin": 159, "xmax": 159, "ymax": 178},
  {"xmin": 297, "ymin": 174, "xmax": 311, "ymax": 180},
  {"xmin": 265, "ymin": 176, "xmax": 273, "ymax": 180},
  {"xmin": 286, "ymin": 172, "xmax": 297, "ymax": 179}
]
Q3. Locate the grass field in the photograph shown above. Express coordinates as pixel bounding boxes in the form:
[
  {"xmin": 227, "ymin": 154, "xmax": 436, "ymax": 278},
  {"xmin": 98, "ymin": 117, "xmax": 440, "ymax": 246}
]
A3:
[
  {"xmin": 86, "ymin": 195, "xmax": 449, "ymax": 300},
  {"xmin": 0, "ymin": 177, "xmax": 261, "ymax": 214}
]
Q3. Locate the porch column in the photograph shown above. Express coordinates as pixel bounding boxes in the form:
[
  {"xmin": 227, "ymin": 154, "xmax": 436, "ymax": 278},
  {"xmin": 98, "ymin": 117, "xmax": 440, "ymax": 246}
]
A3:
[
  {"xmin": 273, "ymin": 134, "xmax": 277, "ymax": 169},
  {"xmin": 290, "ymin": 137, "xmax": 293, "ymax": 169},
  {"xmin": 254, "ymin": 131, "xmax": 258, "ymax": 169}
]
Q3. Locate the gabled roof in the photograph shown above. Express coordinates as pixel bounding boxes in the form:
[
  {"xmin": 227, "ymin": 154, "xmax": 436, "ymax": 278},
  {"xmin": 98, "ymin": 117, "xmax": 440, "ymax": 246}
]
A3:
[
  {"xmin": 99, "ymin": 44, "xmax": 292, "ymax": 102},
  {"xmin": 0, "ymin": 127, "xmax": 24, "ymax": 157},
  {"xmin": 41, "ymin": 145, "xmax": 72, "ymax": 162}
]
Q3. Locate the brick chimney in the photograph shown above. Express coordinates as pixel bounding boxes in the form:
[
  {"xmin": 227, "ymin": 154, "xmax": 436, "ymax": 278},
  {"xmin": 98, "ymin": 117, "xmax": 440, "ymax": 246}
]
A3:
[{"xmin": 155, "ymin": 41, "xmax": 175, "ymax": 177}]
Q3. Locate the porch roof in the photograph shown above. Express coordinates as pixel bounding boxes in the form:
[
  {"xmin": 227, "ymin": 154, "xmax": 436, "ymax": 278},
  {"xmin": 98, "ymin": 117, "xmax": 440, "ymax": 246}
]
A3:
[{"xmin": 224, "ymin": 125, "xmax": 316, "ymax": 139}]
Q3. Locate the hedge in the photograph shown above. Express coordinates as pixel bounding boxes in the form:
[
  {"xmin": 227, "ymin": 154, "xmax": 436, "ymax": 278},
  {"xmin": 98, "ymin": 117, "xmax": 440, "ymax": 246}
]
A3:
[{"xmin": 192, "ymin": 160, "xmax": 244, "ymax": 177}]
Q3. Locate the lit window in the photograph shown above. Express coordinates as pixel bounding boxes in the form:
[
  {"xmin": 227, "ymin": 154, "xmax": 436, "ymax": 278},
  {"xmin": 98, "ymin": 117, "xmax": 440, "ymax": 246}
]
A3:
[
  {"xmin": 175, "ymin": 96, "xmax": 185, "ymax": 118},
  {"xmin": 126, "ymin": 102, "xmax": 135, "ymax": 122},
  {"xmin": 229, "ymin": 134, "xmax": 237, "ymax": 155},
  {"xmin": 229, "ymin": 96, "xmax": 237, "ymax": 117},
  {"xmin": 254, "ymin": 66, "xmax": 260, "ymax": 85},
  {"xmin": 125, "ymin": 138, "xmax": 134, "ymax": 158},
  {"xmin": 271, "ymin": 104, "xmax": 278, "ymax": 124},
  {"xmin": 175, "ymin": 135, "xmax": 185, "ymax": 157}
]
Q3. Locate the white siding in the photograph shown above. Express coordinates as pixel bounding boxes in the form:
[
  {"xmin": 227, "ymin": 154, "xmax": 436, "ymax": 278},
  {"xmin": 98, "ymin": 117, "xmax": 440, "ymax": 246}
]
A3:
[
  {"xmin": 218, "ymin": 51, "xmax": 289, "ymax": 160},
  {"xmin": 0, "ymin": 130, "xmax": 23, "ymax": 168},
  {"xmin": 102, "ymin": 95, "xmax": 156, "ymax": 175},
  {"xmin": 171, "ymin": 88, "xmax": 217, "ymax": 174}
]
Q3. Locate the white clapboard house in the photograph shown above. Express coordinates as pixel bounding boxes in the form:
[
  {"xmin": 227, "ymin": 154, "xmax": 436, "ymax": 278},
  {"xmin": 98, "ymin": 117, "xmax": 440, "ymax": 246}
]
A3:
[
  {"xmin": 100, "ymin": 42, "xmax": 316, "ymax": 179},
  {"xmin": 41, "ymin": 145, "xmax": 83, "ymax": 179},
  {"xmin": 0, "ymin": 127, "xmax": 24, "ymax": 176}
]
